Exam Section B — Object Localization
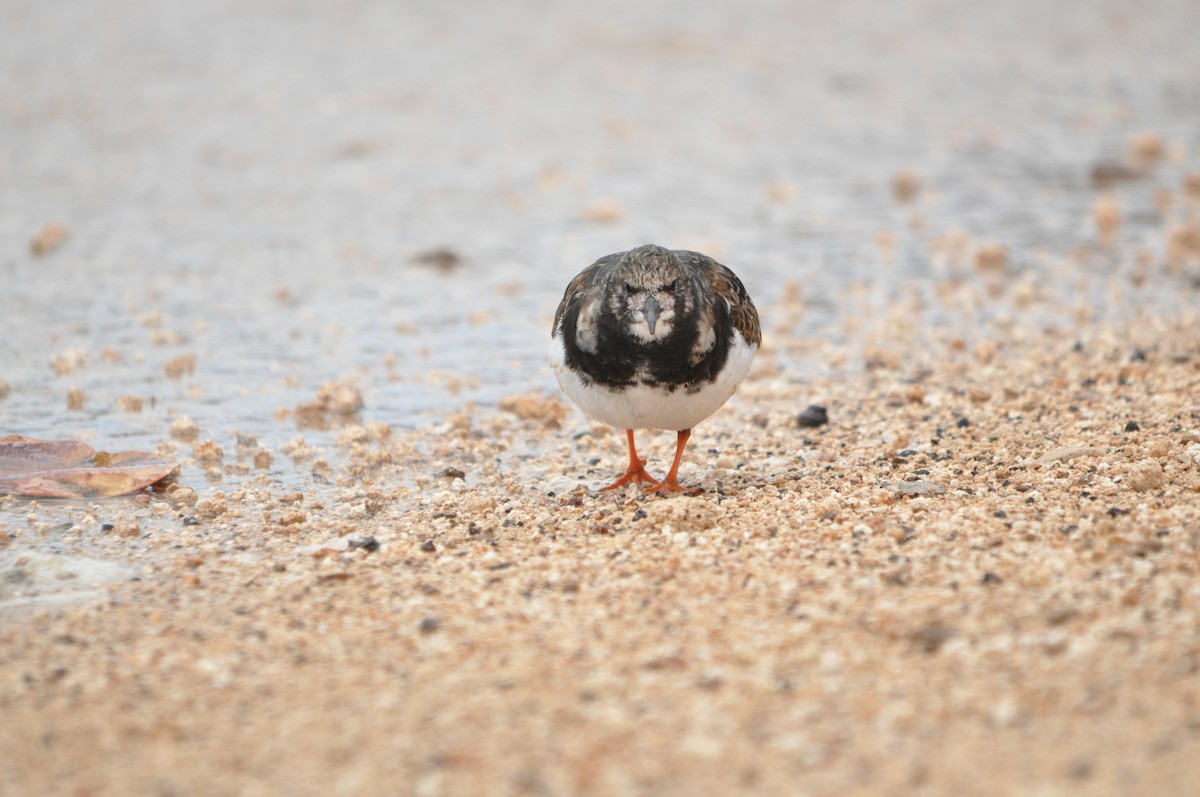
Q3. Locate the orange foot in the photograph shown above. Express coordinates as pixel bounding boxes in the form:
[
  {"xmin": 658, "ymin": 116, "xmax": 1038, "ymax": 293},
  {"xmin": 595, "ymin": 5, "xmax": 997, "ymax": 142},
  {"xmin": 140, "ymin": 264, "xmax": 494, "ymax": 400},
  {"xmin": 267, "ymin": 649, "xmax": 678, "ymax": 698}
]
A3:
[
  {"xmin": 600, "ymin": 461, "xmax": 659, "ymax": 491},
  {"xmin": 648, "ymin": 476, "xmax": 701, "ymax": 495},
  {"xmin": 600, "ymin": 429, "xmax": 660, "ymax": 490},
  {"xmin": 647, "ymin": 429, "xmax": 701, "ymax": 495}
]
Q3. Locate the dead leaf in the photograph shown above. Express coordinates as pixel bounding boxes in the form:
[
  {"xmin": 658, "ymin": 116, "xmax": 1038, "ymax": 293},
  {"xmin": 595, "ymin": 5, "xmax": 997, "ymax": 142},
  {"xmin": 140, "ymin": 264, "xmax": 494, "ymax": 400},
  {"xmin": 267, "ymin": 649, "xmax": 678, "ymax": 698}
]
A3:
[{"xmin": 0, "ymin": 435, "xmax": 178, "ymax": 499}]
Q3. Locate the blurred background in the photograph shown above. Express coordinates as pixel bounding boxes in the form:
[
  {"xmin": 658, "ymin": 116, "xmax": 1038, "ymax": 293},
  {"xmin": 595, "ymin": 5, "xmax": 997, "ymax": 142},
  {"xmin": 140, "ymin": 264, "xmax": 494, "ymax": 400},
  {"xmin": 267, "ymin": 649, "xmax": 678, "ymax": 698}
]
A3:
[{"xmin": 1, "ymin": 0, "xmax": 1198, "ymax": 457}]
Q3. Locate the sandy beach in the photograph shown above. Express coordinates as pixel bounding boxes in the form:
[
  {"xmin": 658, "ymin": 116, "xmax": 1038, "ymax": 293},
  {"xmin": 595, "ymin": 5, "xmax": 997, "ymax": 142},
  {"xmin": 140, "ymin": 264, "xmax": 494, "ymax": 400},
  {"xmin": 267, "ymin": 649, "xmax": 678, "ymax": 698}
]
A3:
[{"xmin": 3, "ymin": 1, "xmax": 1200, "ymax": 795}]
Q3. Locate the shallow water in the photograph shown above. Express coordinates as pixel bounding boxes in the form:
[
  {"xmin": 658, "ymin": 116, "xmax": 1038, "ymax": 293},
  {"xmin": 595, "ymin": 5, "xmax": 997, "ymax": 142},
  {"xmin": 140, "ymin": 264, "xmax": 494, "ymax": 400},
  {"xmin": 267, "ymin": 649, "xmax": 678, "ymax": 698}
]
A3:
[{"xmin": 1, "ymin": 0, "xmax": 1198, "ymax": 507}]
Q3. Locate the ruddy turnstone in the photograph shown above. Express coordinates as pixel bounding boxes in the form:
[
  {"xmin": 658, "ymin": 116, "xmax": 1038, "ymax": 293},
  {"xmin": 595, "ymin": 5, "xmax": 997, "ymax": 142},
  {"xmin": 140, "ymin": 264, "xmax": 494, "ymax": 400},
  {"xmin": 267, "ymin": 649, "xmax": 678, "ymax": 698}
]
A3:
[{"xmin": 550, "ymin": 244, "xmax": 760, "ymax": 493}]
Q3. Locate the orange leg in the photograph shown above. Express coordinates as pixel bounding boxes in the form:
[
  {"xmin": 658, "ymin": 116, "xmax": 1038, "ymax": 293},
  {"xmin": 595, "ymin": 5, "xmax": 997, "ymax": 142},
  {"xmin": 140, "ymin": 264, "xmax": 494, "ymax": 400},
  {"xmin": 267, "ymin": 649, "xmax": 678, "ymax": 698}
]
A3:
[
  {"xmin": 650, "ymin": 429, "xmax": 700, "ymax": 494},
  {"xmin": 600, "ymin": 429, "xmax": 660, "ymax": 490}
]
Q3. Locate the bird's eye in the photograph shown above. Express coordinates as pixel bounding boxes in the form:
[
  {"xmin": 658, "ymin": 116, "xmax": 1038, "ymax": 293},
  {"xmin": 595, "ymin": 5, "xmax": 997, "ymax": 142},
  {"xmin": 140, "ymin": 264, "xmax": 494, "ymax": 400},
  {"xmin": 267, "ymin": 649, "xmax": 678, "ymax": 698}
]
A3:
[
  {"xmin": 663, "ymin": 280, "xmax": 678, "ymax": 292},
  {"xmin": 624, "ymin": 283, "xmax": 638, "ymax": 295}
]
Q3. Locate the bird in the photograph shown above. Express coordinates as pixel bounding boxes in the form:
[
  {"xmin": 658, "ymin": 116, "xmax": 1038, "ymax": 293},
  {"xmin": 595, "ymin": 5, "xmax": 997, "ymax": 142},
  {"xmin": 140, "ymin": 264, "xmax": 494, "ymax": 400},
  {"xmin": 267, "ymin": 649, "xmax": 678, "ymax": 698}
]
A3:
[{"xmin": 550, "ymin": 244, "xmax": 760, "ymax": 493}]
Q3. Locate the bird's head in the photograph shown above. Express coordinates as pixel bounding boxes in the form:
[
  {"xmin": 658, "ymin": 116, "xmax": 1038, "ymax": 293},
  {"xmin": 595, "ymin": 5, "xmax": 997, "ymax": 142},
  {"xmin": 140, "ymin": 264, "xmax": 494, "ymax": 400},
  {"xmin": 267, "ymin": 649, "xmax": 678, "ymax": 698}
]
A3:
[{"xmin": 607, "ymin": 245, "xmax": 693, "ymax": 343}]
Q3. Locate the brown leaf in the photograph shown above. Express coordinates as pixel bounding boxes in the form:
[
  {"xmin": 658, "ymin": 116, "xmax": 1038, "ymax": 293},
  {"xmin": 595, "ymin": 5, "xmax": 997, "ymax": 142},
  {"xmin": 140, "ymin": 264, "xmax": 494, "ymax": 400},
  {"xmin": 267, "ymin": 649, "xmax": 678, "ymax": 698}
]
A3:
[{"xmin": 0, "ymin": 435, "xmax": 178, "ymax": 498}]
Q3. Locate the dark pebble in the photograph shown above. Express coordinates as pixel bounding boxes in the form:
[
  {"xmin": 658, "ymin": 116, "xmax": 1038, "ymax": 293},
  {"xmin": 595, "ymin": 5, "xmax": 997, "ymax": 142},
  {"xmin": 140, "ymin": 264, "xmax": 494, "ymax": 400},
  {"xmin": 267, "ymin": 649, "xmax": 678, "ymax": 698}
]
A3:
[
  {"xmin": 181, "ymin": 516, "xmax": 199, "ymax": 527},
  {"xmin": 1090, "ymin": 162, "xmax": 1142, "ymax": 187},
  {"xmin": 632, "ymin": 509, "xmax": 647, "ymax": 521},
  {"xmin": 1124, "ymin": 420, "xmax": 1140, "ymax": 432},
  {"xmin": 418, "ymin": 616, "xmax": 441, "ymax": 633},
  {"xmin": 420, "ymin": 539, "xmax": 437, "ymax": 552},
  {"xmin": 349, "ymin": 536, "xmax": 379, "ymax": 553},
  {"xmin": 982, "ymin": 572, "xmax": 1002, "ymax": 585},
  {"xmin": 411, "ymin": 247, "xmax": 461, "ymax": 273},
  {"xmin": 101, "ymin": 523, "xmax": 114, "ymax": 532},
  {"xmin": 993, "ymin": 510, "xmax": 1008, "ymax": 519},
  {"xmin": 911, "ymin": 624, "xmax": 956, "ymax": 654},
  {"xmin": 956, "ymin": 417, "xmax": 971, "ymax": 428},
  {"xmin": 1069, "ymin": 759, "xmax": 1095, "ymax": 780},
  {"xmin": 439, "ymin": 467, "xmax": 466, "ymax": 481},
  {"xmin": 796, "ymin": 404, "xmax": 829, "ymax": 428},
  {"xmin": 1130, "ymin": 348, "xmax": 1148, "ymax": 362}
]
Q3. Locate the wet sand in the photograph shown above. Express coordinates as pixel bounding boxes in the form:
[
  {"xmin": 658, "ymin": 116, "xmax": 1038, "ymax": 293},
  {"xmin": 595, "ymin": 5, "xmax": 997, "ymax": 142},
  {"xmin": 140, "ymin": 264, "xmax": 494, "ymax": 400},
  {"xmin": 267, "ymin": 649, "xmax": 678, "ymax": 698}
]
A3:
[{"xmin": 3, "ymin": 0, "xmax": 1200, "ymax": 795}]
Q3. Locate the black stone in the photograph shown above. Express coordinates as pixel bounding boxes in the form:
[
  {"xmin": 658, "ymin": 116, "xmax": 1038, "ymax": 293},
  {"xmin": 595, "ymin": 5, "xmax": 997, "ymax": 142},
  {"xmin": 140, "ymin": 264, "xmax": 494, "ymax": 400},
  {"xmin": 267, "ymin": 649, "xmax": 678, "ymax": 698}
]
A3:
[
  {"xmin": 796, "ymin": 404, "xmax": 829, "ymax": 428},
  {"xmin": 348, "ymin": 536, "xmax": 379, "ymax": 553}
]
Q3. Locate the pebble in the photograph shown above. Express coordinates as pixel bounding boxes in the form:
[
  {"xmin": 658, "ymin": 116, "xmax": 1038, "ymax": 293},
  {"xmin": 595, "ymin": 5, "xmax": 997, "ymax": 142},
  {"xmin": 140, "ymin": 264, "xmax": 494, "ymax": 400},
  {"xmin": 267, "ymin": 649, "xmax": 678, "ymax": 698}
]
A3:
[{"xmin": 796, "ymin": 405, "xmax": 829, "ymax": 428}]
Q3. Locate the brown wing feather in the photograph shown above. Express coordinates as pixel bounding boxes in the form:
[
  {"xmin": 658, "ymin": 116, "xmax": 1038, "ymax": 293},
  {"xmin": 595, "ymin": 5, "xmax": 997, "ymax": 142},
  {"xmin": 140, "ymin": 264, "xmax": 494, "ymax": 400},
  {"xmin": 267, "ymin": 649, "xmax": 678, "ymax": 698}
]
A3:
[
  {"xmin": 677, "ymin": 251, "xmax": 761, "ymax": 346},
  {"xmin": 552, "ymin": 252, "xmax": 623, "ymax": 338}
]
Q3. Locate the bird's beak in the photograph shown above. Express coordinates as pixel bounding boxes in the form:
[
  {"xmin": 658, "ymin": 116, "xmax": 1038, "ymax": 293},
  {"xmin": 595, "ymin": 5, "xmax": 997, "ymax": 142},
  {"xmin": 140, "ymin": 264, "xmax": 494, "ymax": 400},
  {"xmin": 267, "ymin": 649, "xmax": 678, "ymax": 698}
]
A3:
[{"xmin": 642, "ymin": 296, "xmax": 661, "ymax": 335}]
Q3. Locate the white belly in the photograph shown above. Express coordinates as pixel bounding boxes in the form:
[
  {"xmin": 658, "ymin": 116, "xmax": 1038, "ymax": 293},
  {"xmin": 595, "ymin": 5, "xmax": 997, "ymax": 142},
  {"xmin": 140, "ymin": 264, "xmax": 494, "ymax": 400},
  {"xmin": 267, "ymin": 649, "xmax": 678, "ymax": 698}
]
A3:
[{"xmin": 549, "ymin": 332, "xmax": 756, "ymax": 431}]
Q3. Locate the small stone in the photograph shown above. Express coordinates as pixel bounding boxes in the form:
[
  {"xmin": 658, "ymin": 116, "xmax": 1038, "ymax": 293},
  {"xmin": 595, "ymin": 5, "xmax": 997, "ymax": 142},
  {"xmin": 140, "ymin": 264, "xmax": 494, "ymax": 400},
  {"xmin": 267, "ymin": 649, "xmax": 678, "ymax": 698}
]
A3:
[
  {"xmin": 863, "ymin": 347, "xmax": 901, "ymax": 370},
  {"xmin": 163, "ymin": 355, "xmax": 196, "ymax": 380},
  {"xmin": 582, "ymin": 200, "xmax": 625, "ymax": 224},
  {"xmin": 982, "ymin": 572, "xmax": 1002, "ymax": 585},
  {"xmin": 30, "ymin": 221, "xmax": 68, "ymax": 257},
  {"xmin": 411, "ymin": 247, "xmax": 461, "ymax": 273},
  {"xmin": 974, "ymin": 243, "xmax": 1008, "ymax": 274},
  {"xmin": 1091, "ymin": 162, "xmax": 1141, "ymax": 188},
  {"xmin": 66, "ymin": 387, "xmax": 86, "ymax": 411},
  {"xmin": 1092, "ymin": 195, "xmax": 1121, "ymax": 245},
  {"xmin": 166, "ymin": 485, "xmax": 198, "ymax": 509},
  {"xmin": 1124, "ymin": 420, "xmax": 1140, "ymax": 432},
  {"xmin": 1126, "ymin": 460, "xmax": 1166, "ymax": 492},
  {"xmin": 194, "ymin": 494, "xmax": 228, "ymax": 520},
  {"xmin": 497, "ymin": 393, "xmax": 567, "ymax": 428},
  {"xmin": 170, "ymin": 417, "xmax": 200, "ymax": 443},
  {"xmin": 419, "ymin": 616, "xmax": 442, "ymax": 634},
  {"xmin": 348, "ymin": 536, "xmax": 379, "ymax": 553},
  {"xmin": 911, "ymin": 624, "xmax": 956, "ymax": 653},
  {"xmin": 891, "ymin": 170, "xmax": 921, "ymax": 203},
  {"xmin": 315, "ymin": 382, "xmax": 364, "ymax": 415},
  {"xmin": 956, "ymin": 417, "xmax": 971, "ymax": 428},
  {"xmin": 193, "ymin": 439, "xmax": 224, "ymax": 466},
  {"xmin": 1128, "ymin": 131, "xmax": 1164, "ymax": 167},
  {"xmin": 796, "ymin": 405, "xmax": 829, "ymax": 428},
  {"xmin": 51, "ymin": 348, "xmax": 88, "ymax": 376},
  {"xmin": 278, "ymin": 510, "xmax": 307, "ymax": 527},
  {"xmin": 439, "ymin": 467, "xmax": 466, "ymax": 481},
  {"xmin": 420, "ymin": 540, "xmax": 437, "ymax": 552}
]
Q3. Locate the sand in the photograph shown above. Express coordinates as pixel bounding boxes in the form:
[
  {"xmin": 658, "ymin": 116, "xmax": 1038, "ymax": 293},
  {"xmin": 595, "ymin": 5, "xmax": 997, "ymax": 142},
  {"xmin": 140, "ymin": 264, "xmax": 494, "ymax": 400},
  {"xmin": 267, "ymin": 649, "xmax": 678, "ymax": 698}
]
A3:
[{"xmin": 3, "ymin": 288, "xmax": 1199, "ymax": 795}]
